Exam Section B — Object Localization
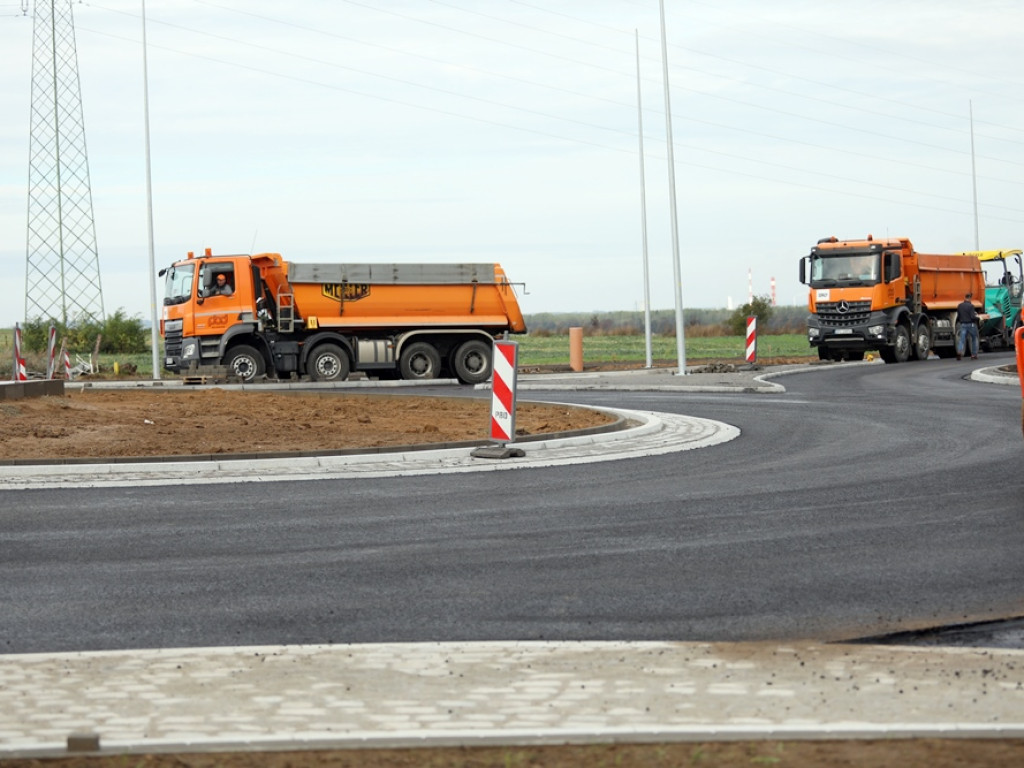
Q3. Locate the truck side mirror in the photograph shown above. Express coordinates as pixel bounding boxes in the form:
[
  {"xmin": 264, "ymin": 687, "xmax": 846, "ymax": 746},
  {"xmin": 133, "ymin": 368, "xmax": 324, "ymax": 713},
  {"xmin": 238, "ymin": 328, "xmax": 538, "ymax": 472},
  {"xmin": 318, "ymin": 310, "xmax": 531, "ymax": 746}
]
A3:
[{"xmin": 798, "ymin": 257, "xmax": 807, "ymax": 285}]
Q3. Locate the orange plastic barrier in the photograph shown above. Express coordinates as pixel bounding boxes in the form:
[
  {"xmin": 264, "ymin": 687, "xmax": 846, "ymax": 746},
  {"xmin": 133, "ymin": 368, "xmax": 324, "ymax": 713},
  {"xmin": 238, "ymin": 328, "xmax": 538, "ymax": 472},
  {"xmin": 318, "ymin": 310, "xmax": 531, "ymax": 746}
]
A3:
[{"xmin": 1017, "ymin": 326, "xmax": 1024, "ymax": 399}]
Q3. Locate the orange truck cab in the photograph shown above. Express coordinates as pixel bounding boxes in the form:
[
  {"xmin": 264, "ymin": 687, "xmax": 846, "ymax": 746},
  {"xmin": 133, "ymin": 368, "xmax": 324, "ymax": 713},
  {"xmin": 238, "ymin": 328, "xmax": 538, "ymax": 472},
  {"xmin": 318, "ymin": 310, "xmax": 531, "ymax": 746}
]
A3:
[
  {"xmin": 799, "ymin": 235, "xmax": 985, "ymax": 363},
  {"xmin": 160, "ymin": 250, "xmax": 526, "ymax": 384}
]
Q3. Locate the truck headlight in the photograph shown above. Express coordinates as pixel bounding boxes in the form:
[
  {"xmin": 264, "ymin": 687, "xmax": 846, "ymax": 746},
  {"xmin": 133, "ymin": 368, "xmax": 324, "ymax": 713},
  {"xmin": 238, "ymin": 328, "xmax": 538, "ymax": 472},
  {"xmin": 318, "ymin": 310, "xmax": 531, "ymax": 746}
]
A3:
[
  {"xmin": 808, "ymin": 328, "xmax": 820, "ymax": 338},
  {"xmin": 183, "ymin": 342, "xmax": 196, "ymax": 358},
  {"xmin": 867, "ymin": 325, "xmax": 884, "ymax": 336}
]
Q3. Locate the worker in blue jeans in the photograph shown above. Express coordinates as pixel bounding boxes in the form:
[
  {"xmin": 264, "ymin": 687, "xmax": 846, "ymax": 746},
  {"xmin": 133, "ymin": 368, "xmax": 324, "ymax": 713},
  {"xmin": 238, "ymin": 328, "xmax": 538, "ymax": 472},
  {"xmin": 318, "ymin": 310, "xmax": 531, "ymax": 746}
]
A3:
[{"xmin": 956, "ymin": 292, "xmax": 980, "ymax": 360}]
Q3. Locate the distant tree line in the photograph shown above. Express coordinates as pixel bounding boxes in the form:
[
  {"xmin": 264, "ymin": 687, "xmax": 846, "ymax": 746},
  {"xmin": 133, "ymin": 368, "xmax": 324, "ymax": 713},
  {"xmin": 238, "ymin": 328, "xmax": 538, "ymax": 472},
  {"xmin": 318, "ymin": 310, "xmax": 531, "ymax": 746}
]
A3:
[{"xmin": 525, "ymin": 298, "xmax": 805, "ymax": 336}]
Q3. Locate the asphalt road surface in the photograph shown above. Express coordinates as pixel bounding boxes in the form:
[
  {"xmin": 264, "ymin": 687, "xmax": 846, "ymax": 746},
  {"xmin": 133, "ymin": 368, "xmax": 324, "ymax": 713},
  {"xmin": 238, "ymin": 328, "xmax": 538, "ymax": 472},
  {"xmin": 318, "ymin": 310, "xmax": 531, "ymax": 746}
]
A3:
[{"xmin": 2, "ymin": 356, "xmax": 1021, "ymax": 655}]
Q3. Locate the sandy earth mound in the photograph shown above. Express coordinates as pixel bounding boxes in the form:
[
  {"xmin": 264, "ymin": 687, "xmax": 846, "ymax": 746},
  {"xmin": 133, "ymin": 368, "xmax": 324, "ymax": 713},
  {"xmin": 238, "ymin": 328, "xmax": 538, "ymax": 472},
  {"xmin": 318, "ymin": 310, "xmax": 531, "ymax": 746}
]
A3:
[{"xmin": 0, "ymin": 389, "xmax": 615, "ymax": 461}]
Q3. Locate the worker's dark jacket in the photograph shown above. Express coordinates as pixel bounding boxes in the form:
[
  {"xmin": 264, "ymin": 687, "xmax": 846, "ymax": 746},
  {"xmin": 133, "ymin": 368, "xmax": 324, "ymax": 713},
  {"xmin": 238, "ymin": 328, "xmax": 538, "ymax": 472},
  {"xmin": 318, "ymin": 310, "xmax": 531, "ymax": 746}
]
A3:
[{"xmin": 956, "ymin": 300, "xmax": 979, "ymax": 325}]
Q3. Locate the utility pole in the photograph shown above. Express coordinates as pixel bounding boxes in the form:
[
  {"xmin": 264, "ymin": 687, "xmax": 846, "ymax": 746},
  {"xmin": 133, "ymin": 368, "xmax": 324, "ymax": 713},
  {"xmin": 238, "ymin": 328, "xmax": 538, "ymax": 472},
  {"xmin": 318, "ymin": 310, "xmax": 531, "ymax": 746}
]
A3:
[
  {"xmin": 142, "ymin": 0, "xmax": 161, "ymax": 379},
  {"xmin": 635, "ymin": 30, "xmax": 653, "ymax": 369},
  {"xmin": 658, "ymin": 0, "xmax": 686, "ymax": 374}
]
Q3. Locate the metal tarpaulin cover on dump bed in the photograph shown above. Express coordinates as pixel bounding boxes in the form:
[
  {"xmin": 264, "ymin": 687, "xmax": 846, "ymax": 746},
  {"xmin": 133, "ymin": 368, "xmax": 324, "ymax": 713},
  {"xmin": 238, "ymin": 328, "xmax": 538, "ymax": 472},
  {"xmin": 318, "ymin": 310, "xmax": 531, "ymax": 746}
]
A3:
[{"xmin": 289, "ymin": 263, "xmax": 498, "ymax": 285}]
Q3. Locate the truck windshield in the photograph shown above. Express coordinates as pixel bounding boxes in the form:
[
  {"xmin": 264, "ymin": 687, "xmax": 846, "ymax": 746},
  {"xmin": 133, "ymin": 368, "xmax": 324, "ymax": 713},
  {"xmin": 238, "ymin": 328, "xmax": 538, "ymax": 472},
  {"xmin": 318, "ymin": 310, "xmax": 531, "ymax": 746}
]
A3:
[
  {"xmin": 163, "ymin": 263, "xmax": 195, "ymax": 306},
  {"xmin": 809, "ymin": 251, "xmax": 879, "ymax": 287},
  {"xmin": 982, "ymin": 260, "xmax": 1007, "ymax": 287}
]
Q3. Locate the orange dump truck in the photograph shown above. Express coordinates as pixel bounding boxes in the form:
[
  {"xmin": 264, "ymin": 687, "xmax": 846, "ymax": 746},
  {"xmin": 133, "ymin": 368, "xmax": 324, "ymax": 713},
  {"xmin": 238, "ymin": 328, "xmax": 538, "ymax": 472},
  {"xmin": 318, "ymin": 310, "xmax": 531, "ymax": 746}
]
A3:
[
  {"xmin": 799, "ymin": 235, "xmax": 985, "ymax": 363},
  {"xmin": 160, "ymin": 250, "xmax": 527, "ymax": 383}
]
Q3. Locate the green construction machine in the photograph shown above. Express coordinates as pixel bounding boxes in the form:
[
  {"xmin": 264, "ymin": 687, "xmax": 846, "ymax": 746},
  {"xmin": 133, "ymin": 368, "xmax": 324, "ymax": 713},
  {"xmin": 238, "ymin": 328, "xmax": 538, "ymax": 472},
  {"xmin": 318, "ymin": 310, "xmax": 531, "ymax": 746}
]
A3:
[{"xmin": 961, "ymin": 249, "xmax": 1024, "ymax": 350}]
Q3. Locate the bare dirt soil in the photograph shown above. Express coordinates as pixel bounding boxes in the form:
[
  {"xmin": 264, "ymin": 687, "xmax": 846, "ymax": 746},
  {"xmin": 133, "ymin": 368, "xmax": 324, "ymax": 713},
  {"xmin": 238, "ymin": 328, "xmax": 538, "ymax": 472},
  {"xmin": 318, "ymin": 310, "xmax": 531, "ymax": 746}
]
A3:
[
  {"xmin": 4, "ymin": 739, "xmax": 1023, "ymax": 768},
  {"xmin": 0, "ymin": 389, "xmax": 615, "ymax": 461},
  {"xmin": 3, "ymin": 378, "xmax": 1020, "ymax": 766}
]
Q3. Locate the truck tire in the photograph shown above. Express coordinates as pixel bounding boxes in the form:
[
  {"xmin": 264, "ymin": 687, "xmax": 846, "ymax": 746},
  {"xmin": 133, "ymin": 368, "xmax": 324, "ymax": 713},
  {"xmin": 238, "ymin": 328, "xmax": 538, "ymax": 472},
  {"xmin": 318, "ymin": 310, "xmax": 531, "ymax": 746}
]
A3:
[
  {"xmin": 893, "ymin": 324, "xmax": 912, "ymax": 363},
  {"xmin": 399, "ymin": 341, "xmax": 441, "ymax": 380},
  {"xmin": 306, "ymin": 343, "xmax": 350, "ymax": 382},
  {"xmin": 880, "ymin": 325, "xmax": 912, "ymax": 364},
  {"xmin": 452, "ymin": 339, "xmax": 492, "ymax": 385},
  {"xmin": 225, "ymin": 345, "xmax": 265, "ymax": 382},
  {"xmin": 912, "ymin": 323, "xmax": 931, "ymax": 361}
]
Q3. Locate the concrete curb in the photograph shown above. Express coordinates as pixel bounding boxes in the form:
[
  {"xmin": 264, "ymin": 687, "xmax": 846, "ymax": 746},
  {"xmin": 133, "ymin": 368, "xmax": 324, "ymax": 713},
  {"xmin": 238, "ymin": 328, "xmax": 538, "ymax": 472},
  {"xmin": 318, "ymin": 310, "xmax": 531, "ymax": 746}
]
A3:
[
  {"xmin": 969, "ymin": 365, "xmax": 1020, "ymax": 385},
  {"xmin": 0, "ymin": 408, "xmax": 739, "ymax": 489}
]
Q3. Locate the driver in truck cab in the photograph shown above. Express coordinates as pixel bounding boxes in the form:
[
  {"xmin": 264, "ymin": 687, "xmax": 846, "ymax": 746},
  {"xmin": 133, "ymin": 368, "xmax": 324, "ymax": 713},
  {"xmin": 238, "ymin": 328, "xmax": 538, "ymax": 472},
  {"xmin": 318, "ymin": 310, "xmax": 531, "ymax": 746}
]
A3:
[{"xmin": 205, "ymin": 273, "xmax": 233, "ymax": 297}]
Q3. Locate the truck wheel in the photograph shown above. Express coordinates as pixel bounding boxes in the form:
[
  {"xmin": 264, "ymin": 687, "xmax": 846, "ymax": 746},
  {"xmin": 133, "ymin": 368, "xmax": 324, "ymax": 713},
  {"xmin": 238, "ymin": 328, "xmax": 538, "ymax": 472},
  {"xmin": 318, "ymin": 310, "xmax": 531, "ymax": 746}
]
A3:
[
  {"xmin": 225, "ymin": 345, "xmax": 265, "ymax": 382},
  {"xmin": 452, "ymin": 339, "xmax": 492, "ymax": 385},
  {"xmin": 817, "ymin": 347, "xmax": 833, "ymax": 361},
  {"xmin": 399, "ymin": 342, "xmax": 441, "ymax": 380},
  {"xmin": 912, "ymin": 323, "xmax": 931, "ymax": 360},
  {"xmin": 892, "ymin": 325, "xmax": 912, "ymax": 363},
  {"xmin": 306, "ymin": 343, "xmax": 350, "ymax": 382}
]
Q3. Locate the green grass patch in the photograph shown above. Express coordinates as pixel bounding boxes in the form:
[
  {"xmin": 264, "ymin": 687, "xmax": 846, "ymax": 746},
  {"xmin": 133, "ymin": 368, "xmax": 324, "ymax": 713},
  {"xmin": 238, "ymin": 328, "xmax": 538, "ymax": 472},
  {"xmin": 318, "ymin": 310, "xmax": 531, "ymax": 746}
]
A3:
[{"xmin": 514, "ymin": 333, "xmax": 811, "ymax": 366}]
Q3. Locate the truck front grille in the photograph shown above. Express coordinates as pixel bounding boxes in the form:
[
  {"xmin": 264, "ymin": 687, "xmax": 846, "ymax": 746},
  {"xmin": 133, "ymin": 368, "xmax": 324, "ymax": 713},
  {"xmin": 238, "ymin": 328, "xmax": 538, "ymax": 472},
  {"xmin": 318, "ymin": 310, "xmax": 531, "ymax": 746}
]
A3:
[
  {"xmin": 815, "ymin": 301, "xmax": 871, "ymax": 327},
  {"xmin": 164, "ymin": 319, "xmax": 183, "ymax": 357}
]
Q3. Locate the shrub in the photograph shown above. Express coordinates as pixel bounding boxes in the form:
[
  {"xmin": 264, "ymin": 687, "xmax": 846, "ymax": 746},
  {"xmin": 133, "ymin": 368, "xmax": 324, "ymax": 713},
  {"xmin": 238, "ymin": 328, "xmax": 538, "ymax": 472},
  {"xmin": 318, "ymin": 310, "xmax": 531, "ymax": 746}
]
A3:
[
  {"xmin": 20, "ymin": 309, "xmax": 148, "ymax": 355},
  {"xmin": 727, "ymin": 295, "xmax": 774, "ymax": 336}
]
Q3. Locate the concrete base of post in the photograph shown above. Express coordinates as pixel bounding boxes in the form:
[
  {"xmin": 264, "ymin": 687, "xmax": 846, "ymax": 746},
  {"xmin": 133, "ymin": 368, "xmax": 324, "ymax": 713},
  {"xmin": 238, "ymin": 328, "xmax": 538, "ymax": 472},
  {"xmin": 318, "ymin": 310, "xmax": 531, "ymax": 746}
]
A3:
[{"xmin": 471, "ymin": 444, "xmax": 526, "ymax": 459}]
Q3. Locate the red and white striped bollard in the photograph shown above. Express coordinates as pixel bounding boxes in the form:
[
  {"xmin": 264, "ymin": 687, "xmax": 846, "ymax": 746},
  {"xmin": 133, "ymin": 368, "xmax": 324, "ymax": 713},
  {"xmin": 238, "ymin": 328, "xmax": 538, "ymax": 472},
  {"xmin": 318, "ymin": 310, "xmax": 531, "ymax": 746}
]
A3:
[
  {"xmin": 13, "ymin": 323, "xmax": 28, "ymax": 381},
  {"xmin": 489, "ymin": 340, "xmax": 518, "ymax": 444},
  {"xmin": 59, "ymin": 338, "xmax": 71, "ymax": 380},
  {"xmin": 45, "ymin": 324, "xmax": 57, "ymax": 379}
]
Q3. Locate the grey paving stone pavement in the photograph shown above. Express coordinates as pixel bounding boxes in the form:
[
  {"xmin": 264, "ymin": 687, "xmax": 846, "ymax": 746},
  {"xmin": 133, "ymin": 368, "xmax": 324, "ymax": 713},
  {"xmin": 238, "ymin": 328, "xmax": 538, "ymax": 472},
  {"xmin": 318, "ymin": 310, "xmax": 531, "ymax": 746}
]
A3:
[
  {"xmin": 2, "ymin": 641, "xmax": 1023, "ymax": 759},
  {"xmin": 2, "ymin": 361, "xmax": 1021, "ymax": 759}
]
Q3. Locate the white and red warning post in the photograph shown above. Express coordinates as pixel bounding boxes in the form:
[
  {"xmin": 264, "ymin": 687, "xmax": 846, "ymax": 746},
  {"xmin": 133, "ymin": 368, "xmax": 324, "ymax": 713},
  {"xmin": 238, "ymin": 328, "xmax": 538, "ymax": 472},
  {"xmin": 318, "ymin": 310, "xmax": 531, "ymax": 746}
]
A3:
[
  {"xmin": 745, "ymin": 316, "xmax": 757, "ymax": 364},
  {"xmin": 12, "ymin": 323, "xmax": 27, "ymax": 382},
  {"xmin": 489, "ymin": 339, "xmax": 519, "ymax": 444},
  {"xmin": 9, "ymin": 323, "xmax": 73, "ymax": 382}
]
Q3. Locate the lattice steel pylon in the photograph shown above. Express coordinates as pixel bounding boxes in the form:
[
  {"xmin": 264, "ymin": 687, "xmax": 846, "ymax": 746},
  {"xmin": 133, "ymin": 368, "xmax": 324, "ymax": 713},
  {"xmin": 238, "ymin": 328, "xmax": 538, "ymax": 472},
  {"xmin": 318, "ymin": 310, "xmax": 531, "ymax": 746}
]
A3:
[{"xmin": 24, "ymin": 0, "xmax": 104, "ymax": 325}]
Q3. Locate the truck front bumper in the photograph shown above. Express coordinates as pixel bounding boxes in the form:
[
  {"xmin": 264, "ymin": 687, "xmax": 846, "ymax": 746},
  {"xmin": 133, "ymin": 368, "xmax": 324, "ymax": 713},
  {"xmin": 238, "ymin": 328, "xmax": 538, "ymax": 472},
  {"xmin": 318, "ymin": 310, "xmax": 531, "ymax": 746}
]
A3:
[
  {"xmin": 163, "ymin": 336, "xmax": 201, "ymax": 372},
  {"xmin": 807, "ymin": 317, "xmax": 891, "ymax": 351}
]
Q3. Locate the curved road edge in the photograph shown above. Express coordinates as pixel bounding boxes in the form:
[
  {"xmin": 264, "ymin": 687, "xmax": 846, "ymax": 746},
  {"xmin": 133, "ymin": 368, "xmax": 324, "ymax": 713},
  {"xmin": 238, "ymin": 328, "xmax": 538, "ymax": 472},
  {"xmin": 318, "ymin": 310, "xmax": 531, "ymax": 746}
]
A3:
[{"xmin": 0, "ymin": 408, "xmax": 740, "ymax": 490}]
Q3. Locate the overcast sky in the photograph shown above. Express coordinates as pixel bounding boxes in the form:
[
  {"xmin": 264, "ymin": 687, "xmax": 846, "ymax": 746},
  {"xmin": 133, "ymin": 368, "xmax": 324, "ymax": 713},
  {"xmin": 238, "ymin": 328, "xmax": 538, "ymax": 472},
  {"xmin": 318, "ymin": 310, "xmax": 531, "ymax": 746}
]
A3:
[{"xmin": 2, "ymin": 0, "xmax": 1024, "ymax": 327}]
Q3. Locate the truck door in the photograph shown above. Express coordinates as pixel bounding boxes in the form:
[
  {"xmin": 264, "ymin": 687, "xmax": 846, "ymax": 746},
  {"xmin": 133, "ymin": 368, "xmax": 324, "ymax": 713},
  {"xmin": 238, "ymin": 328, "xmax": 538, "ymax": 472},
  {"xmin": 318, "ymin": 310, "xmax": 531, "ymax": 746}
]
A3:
[{"xmin": 195, "ymin": 261, "xmax": 245, "ymax": 336}]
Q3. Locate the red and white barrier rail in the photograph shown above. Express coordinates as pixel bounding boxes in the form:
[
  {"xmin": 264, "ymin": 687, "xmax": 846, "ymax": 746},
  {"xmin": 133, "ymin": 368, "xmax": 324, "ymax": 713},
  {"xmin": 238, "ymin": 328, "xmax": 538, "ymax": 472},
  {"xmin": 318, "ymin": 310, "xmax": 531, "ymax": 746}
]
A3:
[{"xmin": 745, "ymin": 316, "xmax": 757, "ymax": 364}]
